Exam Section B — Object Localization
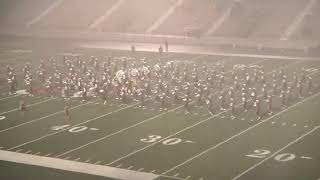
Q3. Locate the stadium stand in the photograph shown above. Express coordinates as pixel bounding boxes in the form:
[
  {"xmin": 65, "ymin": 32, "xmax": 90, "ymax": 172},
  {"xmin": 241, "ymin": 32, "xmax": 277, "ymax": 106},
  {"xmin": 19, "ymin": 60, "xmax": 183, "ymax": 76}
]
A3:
[
  {"xmin": 153, "ymin": 0, "xmax": 219, "ymax": 36},
  {"xmin": 0, "ymin": 0, "xmax": 56, "ymax": 28},
  {"xmin": 100, "ymin": 0, "xmax": 176, "ymax": 33},
  {"xmin": 213, "ymin": 0, "xmax": 307, "ymax": 38},
  {"xmin": 33, "ymin": 0, "xmax": 117, "ymax": 30},
  {"xmin": 292, "ymin": 0, "xmax": 320, "ymax": 41}
]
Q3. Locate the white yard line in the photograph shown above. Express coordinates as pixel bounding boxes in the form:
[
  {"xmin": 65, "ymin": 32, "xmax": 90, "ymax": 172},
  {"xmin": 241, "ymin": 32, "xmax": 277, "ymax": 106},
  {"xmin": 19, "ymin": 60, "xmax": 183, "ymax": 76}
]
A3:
[
  {"xmin": 55, "ymin": 104, "xmax": 183, "ymax": 157},
  {"xmin": 8, "ymin": 103, "xmax": 137, "ymax": 150},
  {"xmin": 162, "ymin": 91, "xmax": 320, "ymax": 175},
  {"xmin": 232, "ymin": 125, "xmax": 320, "ymax": 180},
  {"xmin": 280, "ymin": 0, "xmax": 318, "ymax": 40},
  {"xmin": 0, "ymin": 94, "xmax": 21, "ymax": 101},
  {"xmin": 0, "ymin": 98, "xmax": 56, "ymax": 116},
  {"xmin": 0, "ymin": 150, "xmax": 158, "ymax": 180},
  {"xmin": 0, "ymin": 101, "xmax": 92, "ymax": 133}
]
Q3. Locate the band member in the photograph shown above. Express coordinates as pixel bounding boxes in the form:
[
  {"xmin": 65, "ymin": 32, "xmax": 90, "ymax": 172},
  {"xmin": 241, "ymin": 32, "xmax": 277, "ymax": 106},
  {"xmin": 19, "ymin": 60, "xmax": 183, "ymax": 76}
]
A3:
[
  {"xmin": 262, "ymin": 84, "xmax": 268, "ymax": 100},
  {"xmin": 267, "ymin": 95, "xmax": 272, "ymax": 115},
  {"xmin": 254, "ymin": 99, "xmax": 261, "ymax": 120},
  {"xmin": 230, "ymin": 98, "xmax": 236, "ymax": 119},
  {"xmin": 280, "ymin": 90, "xmax": 286, "ymax": 108},
  {"xmin": 207, "ymin": 97, "xmax": 215, "ymax": 115},
  {"xmin": 184, "ymin": 97, "xmax": 191, "ymax": 114},
  {"xmin": 160, "ymin": 94, "xmax": 167, "ymax": 111},
  {"xmin": 307, "ymin": 76, "xmax": 313, "ymax": 94},
  {"xmin": 219, "ymin": 91, "xmax": 226, "ymax": 111},
  {"xmin": 64, "ymin": 104, "xmax": 71, "ymax": 123},
  {"xmin": 159, "ymin": 45, "xmax": 163, "ymax": 55},
  {"xmin": 164, "ymin": 39, "xmax": 168, "ymax": 52},
  {"xmin": 242, "ymin": 92, "xmax": 248, "ymax": 112},
  {"xmin": 20, "ymin": 97, "xmax": 27, "ymax": 112}
]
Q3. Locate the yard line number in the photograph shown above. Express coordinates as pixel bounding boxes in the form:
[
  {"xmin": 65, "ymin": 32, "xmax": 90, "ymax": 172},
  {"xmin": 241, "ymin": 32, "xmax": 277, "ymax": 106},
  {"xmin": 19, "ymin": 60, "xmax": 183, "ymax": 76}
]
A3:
[
  {"xmin": 246, "ymin": 149, "xmax": 296, "ymax": 162},
  {"xmin": 51, "ymin": 125, "xmax": 98, "ymax": 133},
  {"xmin": 140, "ymin": 135, "xmax": 188, "ymax": 146}
]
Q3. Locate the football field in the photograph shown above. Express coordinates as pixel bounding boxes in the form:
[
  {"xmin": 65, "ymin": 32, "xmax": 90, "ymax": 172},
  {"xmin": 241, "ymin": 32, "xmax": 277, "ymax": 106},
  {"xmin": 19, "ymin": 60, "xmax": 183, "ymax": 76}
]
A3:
[{"xmin": 0, "ymin": 45, "xmax": 320, "ymax": 180}]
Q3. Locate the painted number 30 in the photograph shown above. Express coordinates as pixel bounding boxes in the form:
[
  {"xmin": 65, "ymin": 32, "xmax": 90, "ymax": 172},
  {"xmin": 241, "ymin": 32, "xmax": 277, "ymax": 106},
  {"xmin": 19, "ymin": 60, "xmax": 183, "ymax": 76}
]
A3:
[
  {"xmin": 246, "ymin": 149, "xmax": 296, "ymax": 162},
  {"xmin": 140, "ymin": 135, "xmax": 183, "ymax": 146}
]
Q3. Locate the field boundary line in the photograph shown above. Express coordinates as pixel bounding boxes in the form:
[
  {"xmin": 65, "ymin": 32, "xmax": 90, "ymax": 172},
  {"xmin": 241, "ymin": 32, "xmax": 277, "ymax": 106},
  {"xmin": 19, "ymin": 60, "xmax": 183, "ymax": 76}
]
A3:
[
  {"xmin": 232, "ymin": 125, "xmax": 320, "ymax": 179},
  {"xmin": 0, "ymin": 101, "xmax": 92, "ymax": 133},
  {"xmin": 0, "ymin": 97, "xmax": 57, "ymax": 116},
  {"xmin": 0, "ymin": 150, "xmax": 158, "ymax": 180},
  {"xmin": 8, "ymin": 102, "xmax": 137, "ymax": 150},
  {"xmin": 0, "ymin": 94, "xmax": 20, "ymax": 101},
  {"xmin": 161, "ymin": 91, "xmax": 320, "ymax": 175}
]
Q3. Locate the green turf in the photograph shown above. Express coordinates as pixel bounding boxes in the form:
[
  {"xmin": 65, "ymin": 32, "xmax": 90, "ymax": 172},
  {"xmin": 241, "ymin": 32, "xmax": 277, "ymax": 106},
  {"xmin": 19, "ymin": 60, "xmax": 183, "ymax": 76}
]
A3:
[{"xmin": 0, "ymin": 43, "xmax": 319, "ymax": 180}]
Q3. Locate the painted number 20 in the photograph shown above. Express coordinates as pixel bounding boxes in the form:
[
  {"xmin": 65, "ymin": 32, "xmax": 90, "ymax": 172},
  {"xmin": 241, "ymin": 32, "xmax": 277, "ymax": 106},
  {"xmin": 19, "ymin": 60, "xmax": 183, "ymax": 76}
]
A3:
[{"xmin": 246, "ymin": 149, "xmax": 296, "ymax": 162}]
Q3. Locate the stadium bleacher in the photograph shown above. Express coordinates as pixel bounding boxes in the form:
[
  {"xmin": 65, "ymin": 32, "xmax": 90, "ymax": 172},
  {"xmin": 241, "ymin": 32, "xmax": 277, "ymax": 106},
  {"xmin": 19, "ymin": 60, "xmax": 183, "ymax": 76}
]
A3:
[
  {"xmin": 0, "ymin": 0, "xmax": 318, "ymax": 40},
  {"xmin": 292, "ymin": 1, "xmax": 320, "ymax": 41},
  {"xmin": 212, "ymin": 0, "xmax": 307, "ymax": 38},
  {"xmin": 100, "ymin": 0, "xmax": 176, "ymax": 33},
  {"xmin": 154, "ymin": 0, "xmax": 219, "ymax": 36},
  {"xmin": 0, "ymin": 0, "xmax": 56, "ymax": 28},
  {"xmin": 33, "ymin": 0, "xmax": 117, "ymax": 30}
]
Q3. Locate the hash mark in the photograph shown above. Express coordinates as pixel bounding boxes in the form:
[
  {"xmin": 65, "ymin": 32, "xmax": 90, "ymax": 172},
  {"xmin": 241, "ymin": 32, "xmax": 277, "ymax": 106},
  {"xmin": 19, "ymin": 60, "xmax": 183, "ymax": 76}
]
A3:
[
  {"xmin": 300, "ymin": 156, "xmax": 312, "ymax": 160},
  {"xmin": 186, "ymin": 176, "xmax": 191, "ymax": 179},
  {"xmin": 34, "ymin": 152, "xmax": 41, "ymax": 155},
  {"xmin": 174, "ymin": 173, "xmax": 180, "ymax": 177},
  {"xmin": 64, "ymin": 156, "xmax": 71, "ymax": 160},
  {"xmin": 84, "ymin": 159, "xmax": 91, "ymax": 163},
  {"xmin": 89, "ymin": 128, "xmax": 99, "ymax": 131},
  {"xmin": 94, "ymin": 161, "xmax": 101, "ymax": 165},
  {"xmin": 271, "ymin": 121, "xmax": 275, "ymax": 124},
  {"xmin": 45, "ymin": 153, "xmax": 51, "ymax": 157},
  {"xmin": 127, "ymin": 166, "xmax": 133, "ymax": 170},
  {"xmin": 282, "ymin": 122, "xmax": 287, "ymax": 126},
  {"xmin": 75, "ymin": 157, "xmax": 80, "ymax": 161},
  {"xmin": 25, "ymin": 150, "xmax": 32, "ymax": 154},
  {"xmin": 199, "ymin": 178, "xmax": 204, "ymax": 180},
  {"xmin": 150, "ymin": 170, "xmax": 156, "ymax": 173},
  {"xmin": 0, "ymin": 147, "xmax": 4, "ymax": 149},
  {"xmin": 16, "ymin": 149, "xmax": 23, "ymax": 152},
  {"xmin": 137, "ymin": 168, "xmax": 144, "ymax": 172},
  {"xmin": 241, "ymin": 118, "xmax": 245, "ymax": 121},
  {"xmin": 304, "ymin": 125, "xmax": 309, "ymax": 128},
  {"xmin": 116, "ymin": 164, "xmax": 122, "ymax": 168},
  {"xmin": 293, "ymin": 124, "xmax": 297, "ymax": 127}
]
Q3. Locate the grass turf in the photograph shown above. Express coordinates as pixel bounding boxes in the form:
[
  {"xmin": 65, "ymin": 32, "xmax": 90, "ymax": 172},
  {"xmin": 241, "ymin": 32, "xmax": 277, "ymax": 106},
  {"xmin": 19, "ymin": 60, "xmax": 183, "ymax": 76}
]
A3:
[{"xmin": 0, "ymin": 45, "xmax": 319, "ymax": 180}]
